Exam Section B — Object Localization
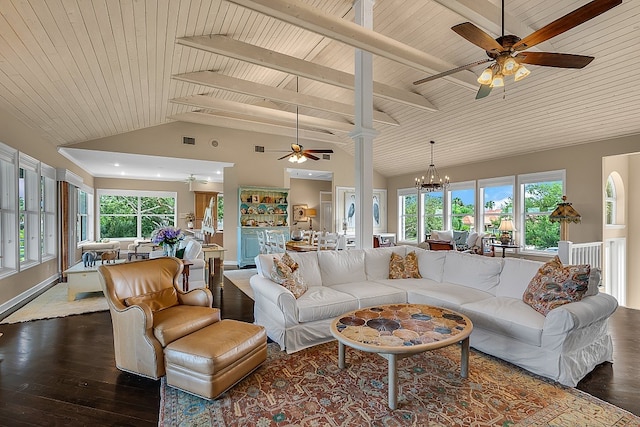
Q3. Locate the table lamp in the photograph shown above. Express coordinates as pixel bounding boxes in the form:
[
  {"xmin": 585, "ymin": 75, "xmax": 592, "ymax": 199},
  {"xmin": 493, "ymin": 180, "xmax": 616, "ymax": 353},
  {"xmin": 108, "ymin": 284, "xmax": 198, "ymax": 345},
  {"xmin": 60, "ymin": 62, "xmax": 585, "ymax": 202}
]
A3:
[
  {"xmin": 498, "ymin": 219, "xmax": 515, "ymax": 245},
  {"xmin": 549, "ymin": 196, "xmax": 581, "ymax": 241},
  {"xmin": 306, "ymin": 208, "xmax": 317, "ymax": 230}
]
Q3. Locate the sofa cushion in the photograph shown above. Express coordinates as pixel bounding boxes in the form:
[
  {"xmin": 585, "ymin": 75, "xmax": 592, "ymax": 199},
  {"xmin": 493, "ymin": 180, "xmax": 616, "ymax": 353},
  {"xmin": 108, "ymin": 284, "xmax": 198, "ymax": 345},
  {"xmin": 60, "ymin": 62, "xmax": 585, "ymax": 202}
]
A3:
[
  {"xmin": 461, "ymin": 297, "xmax": 545, "ymax": 347},
  {"xmin": 586, "ymin": 268, "xmax": 601, "ymax": 297},
  {"xmin": 152, "ymin": 305, "xmax": 220, "ymax": 346},
  {"xmin": 287, "ymin": 251, "xmax": 323, "ymax": 287},
  {"xmin": 395, "ymin": 280, "xmax": 494, "ymax": 310},
  {"xmin": 364, "ymin": 247, "xmax": 407, "ymax": 280},
  {"xmin": 270, "ymin": 257, "xmax": 308, "ymax": 299},
  {"xmin": 523, "ymin": 256, "xmax": 590, "ymax": 316},
  {"xmin": 330, "ymin": 281, "xmax": 407, "ymax": 308},
  {"xmin": 496, "ymin": 258, "xmax": 543, "ymax": 299},
  {"xmin": 415, "ymin": 248, "xmax": 446, "ymax": 282},
  {"xmin": 443, "ymin": 251, "xmax": 502, "ymax": 293},
  {"xmin": 124, "ymin": 287, "xmax": 179, "ymax": 312},
  {"xmin": 318, "ymin": 249, "xmax": 366, "ymax": 286},
  {"xmin": 296, "ymin": 286, "xmax": 359, "ymax": 323}
]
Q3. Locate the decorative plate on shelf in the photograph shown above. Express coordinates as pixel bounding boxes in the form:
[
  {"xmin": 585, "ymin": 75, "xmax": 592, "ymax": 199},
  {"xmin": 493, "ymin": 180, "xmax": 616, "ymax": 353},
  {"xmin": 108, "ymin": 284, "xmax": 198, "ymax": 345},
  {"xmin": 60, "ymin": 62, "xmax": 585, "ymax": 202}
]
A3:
[
  {"xmin": 257, "ymin": 204, "xmax": 267, "ymax": 214},
  {"xmin": 240, "ymin": 203, "xmax": 248, "ymax": 214}
]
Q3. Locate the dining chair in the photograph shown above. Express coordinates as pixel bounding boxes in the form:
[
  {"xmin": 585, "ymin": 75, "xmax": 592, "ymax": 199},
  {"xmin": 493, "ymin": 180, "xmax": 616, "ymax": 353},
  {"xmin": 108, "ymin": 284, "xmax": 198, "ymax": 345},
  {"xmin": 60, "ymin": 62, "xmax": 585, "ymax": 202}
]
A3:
[
  {"xmin": 318, "ymin": 232, "xmax": 339, "ymax": 250},
  {"xmin": 266, "ymin": 230, "xmax": 286, "ymax": 253},
  {"xmin": 257, "ymin": 230, "xmax": 269, "ymax": 254}
]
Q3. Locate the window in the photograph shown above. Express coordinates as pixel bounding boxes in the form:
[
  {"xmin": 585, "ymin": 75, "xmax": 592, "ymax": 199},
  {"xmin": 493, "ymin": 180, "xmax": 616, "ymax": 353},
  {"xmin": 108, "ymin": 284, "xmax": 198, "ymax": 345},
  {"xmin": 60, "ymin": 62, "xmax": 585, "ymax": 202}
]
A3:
[
  {"xmin": 217, "ymin": 193, "xmax": 224, "ymax": 230},
  {"xmin": 77, "ymin": 188, "xmax": 92, "ymax": 244},
  {"xmin": 605, "ymin": 174, "xmax": 616, "ymax": 225},
  {"xmin": 41, "ymin": 165, "xmax": 56, "ymax": 260},
  {"xmin": 422, "ymin": 190, "xmax": 444, "ymax": 236},
  {"xmin": 98, "ymin": 190, "xmax": 177, "ymax": 239},
  {"xmin": 448, "ymin": 181, "xmax": 475, "ymax": 232},
  {"xmin": 519, "ymin": 171, "xmax": 564, "ymax": 253},
  {"xmin": 19, "ymin": 154, "xmax": 40, "ymax": 267},
  {"xmin": 397, "ymin": 189, "xmax": 418, "ymax": 242},
  {"xmin": 479, "ymin": 177, "xmax": 514, "ymax": 235},
  {"xmin": 0, "ymin": 144, "xmax": 17, "ymax": 276}
]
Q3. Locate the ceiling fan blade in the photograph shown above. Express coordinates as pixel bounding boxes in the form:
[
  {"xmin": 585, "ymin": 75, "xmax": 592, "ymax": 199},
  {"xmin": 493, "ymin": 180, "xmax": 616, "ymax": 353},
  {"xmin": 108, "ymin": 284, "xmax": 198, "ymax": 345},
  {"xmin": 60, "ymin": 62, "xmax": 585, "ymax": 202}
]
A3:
[
  {"xmin": 303, "ymin": 149, "xmax": 334, "ymax": 154},
  {"xmin": 413, "ymin": 59, "xmax": 492, "ymax": 85},
  {"xmin": 303, "ymin": 153, "xmax": 320, "ymax": 161},
  {"xmin": 475, "ymin": 84, "xmax": 492, "ymax": 100},
  {"xmin": 512, "ymin": 0, "xmax": 622, "ymax": 51},
  {"xmin": 452, "ymin": 22, "xmax": 504, "ymax": 53},
  {"xmin": 277, "ymin": 154, "xmax": 292, "ymax": 160},
  {"xmin": 517, "ymin": 52, "xmax": 594, "ymax": 69}
]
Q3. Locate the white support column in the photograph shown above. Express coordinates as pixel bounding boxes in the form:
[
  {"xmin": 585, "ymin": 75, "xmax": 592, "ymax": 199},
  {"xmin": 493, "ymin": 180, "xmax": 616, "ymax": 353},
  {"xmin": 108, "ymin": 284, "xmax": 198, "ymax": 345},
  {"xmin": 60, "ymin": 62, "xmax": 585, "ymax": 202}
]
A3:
[{"xmin": 351, "ymin": 0, "xmax": 378, "ymax": 249}]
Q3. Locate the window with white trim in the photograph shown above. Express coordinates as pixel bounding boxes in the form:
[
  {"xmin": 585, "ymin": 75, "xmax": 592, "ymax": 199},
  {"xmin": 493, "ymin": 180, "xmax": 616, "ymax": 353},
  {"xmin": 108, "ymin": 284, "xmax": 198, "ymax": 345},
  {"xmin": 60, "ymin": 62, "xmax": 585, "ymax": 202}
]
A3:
[
  {"xmin": 447, "ymin": 181, "xmax": 475, "ymax": 232},
  {"xmin": 397, "ymin": 188, "xmax": 418, "ymax": 242},
  {"xmin": 19, "ymin": 154, "xmax": 40, "ymax": 267},
  {"xmin": 0, "ymin": 144, "xmax": 17, "ymax": 276},
  {"xmin": 518, "ymin": 170, "xmax": 564, "ymax": 253},
  {"xmin": 41, "ymin": 164, "xmax": 57, "ymax": 260},
  {"xmin": 479, "ymin": 177, "xmax": 514, "ymax": 235},
  {"xmin": 605, "ymin": 175, "xmax": 616, "ymax": 225},
  {"xmin": 98, "ymin": 190, "xmax": 177, "ymax": 239},
  {"xmin": 422, "ymin": 190, "xmax": 444, "ymax": 237},
  {"xmin": 77, "ymin": 186, "xmax": 94, "ymax": 245}
]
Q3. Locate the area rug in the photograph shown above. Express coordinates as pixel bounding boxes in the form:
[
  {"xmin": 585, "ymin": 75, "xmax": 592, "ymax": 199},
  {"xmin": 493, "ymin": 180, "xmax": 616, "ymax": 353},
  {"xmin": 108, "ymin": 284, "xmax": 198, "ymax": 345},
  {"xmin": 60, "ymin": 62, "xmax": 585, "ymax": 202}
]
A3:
[
  {"xmin": 0, "ymin": 283, "xmax": 108, "ymax": 324},
  {"xmin": 159, "ymin": 341, "xmax": 640, "ymax": 427},
  {"xmin": 224, "ymin": 269, "xmax": 257, "ymax": 300}
]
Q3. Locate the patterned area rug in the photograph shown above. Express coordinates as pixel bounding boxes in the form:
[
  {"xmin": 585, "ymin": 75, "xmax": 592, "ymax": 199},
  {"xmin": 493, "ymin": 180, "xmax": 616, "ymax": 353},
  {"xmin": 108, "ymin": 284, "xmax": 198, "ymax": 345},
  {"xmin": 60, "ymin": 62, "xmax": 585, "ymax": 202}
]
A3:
[
  {"xmin": 159, "ymin": 341, "xmax": 640, "ymax": 426},
  {"xmin": 0, "ymin": 283, "xmax": 107, "ymax": 324}
]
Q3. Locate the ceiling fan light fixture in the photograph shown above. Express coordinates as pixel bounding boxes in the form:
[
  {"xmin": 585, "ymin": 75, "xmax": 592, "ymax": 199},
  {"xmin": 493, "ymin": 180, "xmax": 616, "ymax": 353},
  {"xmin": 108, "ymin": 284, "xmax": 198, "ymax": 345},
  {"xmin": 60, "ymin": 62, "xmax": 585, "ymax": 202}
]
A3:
[
  {"xmin": 477, "ymin": 66, "xmax": 494, "ymax": 85},
  {"xmin": 490, "ymin": 73, "xmax": 505, "ymax": 88},
  {"xmin": 502, "ymin": 56, "xmax": 519, "ymax": 75},
  {"xmin": 514, "ymin": 65, "xmax": 531, "ymax": 82}
]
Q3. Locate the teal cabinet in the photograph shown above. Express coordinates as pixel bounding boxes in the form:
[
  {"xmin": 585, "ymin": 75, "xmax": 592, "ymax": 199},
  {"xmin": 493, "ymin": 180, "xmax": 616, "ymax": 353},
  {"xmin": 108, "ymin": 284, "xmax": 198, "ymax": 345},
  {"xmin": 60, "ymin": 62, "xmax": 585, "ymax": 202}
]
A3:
[{"xmin": 237, "ymin": 186, "xmax": 289, "ymax": 267}]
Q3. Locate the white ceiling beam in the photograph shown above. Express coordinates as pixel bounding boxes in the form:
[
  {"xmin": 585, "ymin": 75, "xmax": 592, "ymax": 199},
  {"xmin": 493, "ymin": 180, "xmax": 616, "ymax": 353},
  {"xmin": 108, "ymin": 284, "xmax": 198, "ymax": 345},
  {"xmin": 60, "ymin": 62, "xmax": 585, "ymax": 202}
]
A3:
[
  {"xmin": 172, "ymin": 71, "xmax": 399, "ymax": 126},
  {"xmin": 177, "ymin": 35, "xmax": 438, "ymax": 112},
  {"xmin": 169, "ymin": 111, "xmax": 346, "ymax": 144},
  {"xmin": 171, "ymin": 94, "xmax": 355, "ymax": 132},
  {"xmin": 225, "ymin": 0, "xmax": 478, "ymax": 91},
  {"xmin": 431, "ymin": 0, "xmax": 553, "ymax": 52}
]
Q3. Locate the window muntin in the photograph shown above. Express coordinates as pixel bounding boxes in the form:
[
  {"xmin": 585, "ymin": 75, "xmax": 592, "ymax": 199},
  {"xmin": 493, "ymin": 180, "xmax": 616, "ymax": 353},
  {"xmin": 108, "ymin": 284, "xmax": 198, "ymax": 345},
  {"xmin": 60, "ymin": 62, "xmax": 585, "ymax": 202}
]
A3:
[{"xmin": 98, "ymin": 190, "xmax": 177, "ymax": 239}]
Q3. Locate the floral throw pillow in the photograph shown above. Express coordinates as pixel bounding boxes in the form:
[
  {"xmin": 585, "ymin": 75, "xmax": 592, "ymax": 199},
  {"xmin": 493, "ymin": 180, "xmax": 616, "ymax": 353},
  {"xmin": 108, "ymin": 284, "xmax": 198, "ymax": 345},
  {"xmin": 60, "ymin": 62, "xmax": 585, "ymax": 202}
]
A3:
[
  {"xmin": 522, "ymin": 256, "xmax": 590, "ymax": 316},
  {"xmin": 270, "ymin": 257, "xmax": 308, "ymax": 299},
  {"xmin": 281, "ymin": 252, "xmax": 299, "ymax": 272},
  {"xmin": 389, "ymin": 252, "xmax": 422, "ymax": 279}
]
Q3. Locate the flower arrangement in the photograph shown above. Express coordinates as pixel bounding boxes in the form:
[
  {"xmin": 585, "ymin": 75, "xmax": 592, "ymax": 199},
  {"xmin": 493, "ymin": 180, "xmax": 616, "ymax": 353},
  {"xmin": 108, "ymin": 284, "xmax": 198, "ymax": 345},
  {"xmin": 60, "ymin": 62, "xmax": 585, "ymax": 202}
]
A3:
[{"xmin": 151, "ymin": 226, "xmax": 184, "ymax": 247}]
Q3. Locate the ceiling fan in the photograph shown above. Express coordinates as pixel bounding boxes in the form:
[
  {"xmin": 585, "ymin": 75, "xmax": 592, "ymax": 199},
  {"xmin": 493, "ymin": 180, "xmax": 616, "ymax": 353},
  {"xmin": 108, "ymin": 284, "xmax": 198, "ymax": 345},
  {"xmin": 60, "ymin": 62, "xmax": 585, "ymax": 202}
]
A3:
[
  {"xmin": 413, "ymin": 0, "xmax": 622, "ymax": 99},
  {"xmin": 183, "ymin": 174, "xmax": 209, "ymax": 184},
  {"xmin": 277, "ymin": 143, "xmax": 333, "ymax": 163}
]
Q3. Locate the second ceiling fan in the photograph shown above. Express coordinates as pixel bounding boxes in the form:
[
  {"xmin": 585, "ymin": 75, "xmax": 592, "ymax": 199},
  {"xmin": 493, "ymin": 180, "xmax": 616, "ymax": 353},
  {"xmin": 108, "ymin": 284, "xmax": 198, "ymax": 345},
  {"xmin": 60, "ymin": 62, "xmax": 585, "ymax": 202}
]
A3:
[
  {"xmin": 413, "ymin": 0, "xmax": 622, "ymax": 99},
  {"xmin": 278, "ymin": 143, "xmax": 333, "ymax": 163}
]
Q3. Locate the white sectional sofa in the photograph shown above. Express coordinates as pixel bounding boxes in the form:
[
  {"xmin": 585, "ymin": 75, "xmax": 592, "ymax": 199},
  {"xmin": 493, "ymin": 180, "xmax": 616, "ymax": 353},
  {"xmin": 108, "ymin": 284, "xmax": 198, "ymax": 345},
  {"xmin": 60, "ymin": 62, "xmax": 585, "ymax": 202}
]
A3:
[{"xmin": 250, "ymin": 246, "xmax": 618, "ymax": 386}]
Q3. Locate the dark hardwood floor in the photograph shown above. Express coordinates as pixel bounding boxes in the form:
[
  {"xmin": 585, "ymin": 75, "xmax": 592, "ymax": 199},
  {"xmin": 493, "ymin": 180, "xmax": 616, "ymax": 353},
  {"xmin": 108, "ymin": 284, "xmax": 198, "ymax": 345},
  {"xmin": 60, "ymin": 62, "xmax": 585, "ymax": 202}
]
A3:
[{"xmin": 0, "ymin": 275, "xmax": 638, "ymax": 426}]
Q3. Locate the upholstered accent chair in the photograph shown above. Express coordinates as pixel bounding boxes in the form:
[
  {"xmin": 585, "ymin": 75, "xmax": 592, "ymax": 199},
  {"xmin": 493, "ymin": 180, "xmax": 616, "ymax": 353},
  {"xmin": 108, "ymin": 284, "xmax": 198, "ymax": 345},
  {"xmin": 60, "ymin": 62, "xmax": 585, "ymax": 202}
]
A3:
[{"xmin": 98, "ymin": 257, "xmax": 220, "ymax": 379}]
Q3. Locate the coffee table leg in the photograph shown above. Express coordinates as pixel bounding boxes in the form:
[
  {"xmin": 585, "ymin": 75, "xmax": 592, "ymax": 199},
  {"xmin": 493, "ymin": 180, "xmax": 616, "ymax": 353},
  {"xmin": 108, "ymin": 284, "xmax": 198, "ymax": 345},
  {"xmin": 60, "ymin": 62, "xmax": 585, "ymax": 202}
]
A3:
[
  {"xmin": 388, "ymin": 353, "xmax": 398, "ymax": 410},
  {"xmin": 338, "ymin": 341, "xmax": 345, "ymax": 369},
  {"xmin": 461, "ymin": 337, "xmax": 469, "ymax": 378}
]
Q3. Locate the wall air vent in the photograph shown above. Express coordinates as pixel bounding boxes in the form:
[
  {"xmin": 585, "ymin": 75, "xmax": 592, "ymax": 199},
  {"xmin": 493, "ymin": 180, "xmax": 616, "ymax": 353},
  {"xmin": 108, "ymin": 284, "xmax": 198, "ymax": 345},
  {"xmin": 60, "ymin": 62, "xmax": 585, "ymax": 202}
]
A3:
[
  {"xmin": 254, "ymin": 146, "xmax": 265, "ymax": 152},
  {"xmin": 322, "ymin": 154, "xmax": 331, "ymax": 160},
  {"xmin": 182, "ymin": 136, "xmax": 196, "ymax": 145}
]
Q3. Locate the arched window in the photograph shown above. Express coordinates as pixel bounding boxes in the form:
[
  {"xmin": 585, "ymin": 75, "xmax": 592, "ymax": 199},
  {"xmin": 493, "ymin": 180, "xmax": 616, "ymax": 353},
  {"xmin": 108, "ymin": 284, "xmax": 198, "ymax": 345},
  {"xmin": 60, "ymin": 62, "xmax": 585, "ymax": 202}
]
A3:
[{"xmin": 605, "ymin": 174, "xmax": 617, "ymax": 225}]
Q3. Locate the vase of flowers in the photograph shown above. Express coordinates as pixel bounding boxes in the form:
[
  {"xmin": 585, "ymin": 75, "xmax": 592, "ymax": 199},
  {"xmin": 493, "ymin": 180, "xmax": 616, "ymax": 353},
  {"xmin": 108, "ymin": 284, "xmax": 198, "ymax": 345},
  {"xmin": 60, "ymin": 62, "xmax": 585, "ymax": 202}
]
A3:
[{"xmin": 151, "ymin": 226, "xmax": 184, "ymax": 257}]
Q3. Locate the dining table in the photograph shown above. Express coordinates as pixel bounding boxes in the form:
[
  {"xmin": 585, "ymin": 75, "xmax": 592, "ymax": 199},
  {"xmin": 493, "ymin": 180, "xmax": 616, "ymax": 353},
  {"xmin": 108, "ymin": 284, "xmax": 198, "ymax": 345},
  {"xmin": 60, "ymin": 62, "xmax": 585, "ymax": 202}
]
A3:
[{"xmin": 285, "ymin": 241, "xmax": 318, "ymax": 252}]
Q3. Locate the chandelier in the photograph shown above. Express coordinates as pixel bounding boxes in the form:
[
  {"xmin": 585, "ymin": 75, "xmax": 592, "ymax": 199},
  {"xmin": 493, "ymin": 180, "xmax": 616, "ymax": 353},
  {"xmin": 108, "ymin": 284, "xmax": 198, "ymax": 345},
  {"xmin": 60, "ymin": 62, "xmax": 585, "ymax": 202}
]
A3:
[{"xmin": 415, "ymin": 140, "xmax": 450, "ymax": 192}]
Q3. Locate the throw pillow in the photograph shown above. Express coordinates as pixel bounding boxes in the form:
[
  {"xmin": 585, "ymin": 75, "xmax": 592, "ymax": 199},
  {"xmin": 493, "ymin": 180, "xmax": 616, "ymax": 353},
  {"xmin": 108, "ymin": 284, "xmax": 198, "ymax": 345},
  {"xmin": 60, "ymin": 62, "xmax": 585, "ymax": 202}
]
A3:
[
  {"xmin": 124, "ymin": 287, "xmax": 179, "ymax": 312},
  {"xmin": 175, "ymin": 248, "xmax": 186, "ymax": 259},
  {"xmin": 522, "ymin": 256, "xmax": 590, "ymax": 316},
  {"xmin": 389, "ymin": 252, "xmax": 422, "ymax": 279},
  {"xmin": 270, "ymin": 257, "xmax": 308, "ymax": 298},
  {"xmin": 281, "ymin": 252, "xmax": 299, "ymax": 272}
]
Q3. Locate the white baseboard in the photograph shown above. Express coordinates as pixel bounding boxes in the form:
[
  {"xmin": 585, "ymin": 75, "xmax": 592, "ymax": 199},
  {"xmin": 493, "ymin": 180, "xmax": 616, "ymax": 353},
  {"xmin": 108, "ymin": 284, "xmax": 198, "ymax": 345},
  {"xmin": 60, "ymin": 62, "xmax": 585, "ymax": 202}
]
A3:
[{"xmin": 0, "ymin": 274, "xmax": 59, "ymax": 318}]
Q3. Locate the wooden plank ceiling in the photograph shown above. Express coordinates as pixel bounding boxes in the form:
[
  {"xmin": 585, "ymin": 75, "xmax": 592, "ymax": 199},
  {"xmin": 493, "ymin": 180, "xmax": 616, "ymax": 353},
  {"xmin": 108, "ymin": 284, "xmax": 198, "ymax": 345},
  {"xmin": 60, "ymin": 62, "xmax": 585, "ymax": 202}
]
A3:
[{"xmin": 0, "ymin": 0, "xmax": 638, "ymax": 178}]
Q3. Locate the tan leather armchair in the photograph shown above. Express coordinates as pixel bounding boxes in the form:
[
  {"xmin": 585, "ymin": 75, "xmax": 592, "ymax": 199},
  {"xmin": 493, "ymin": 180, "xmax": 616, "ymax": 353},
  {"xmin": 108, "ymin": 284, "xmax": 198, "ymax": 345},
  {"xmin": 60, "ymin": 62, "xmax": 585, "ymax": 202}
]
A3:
[{"xmin": 98, "ymin": 257, "xmax": 220, "ymax": 379}]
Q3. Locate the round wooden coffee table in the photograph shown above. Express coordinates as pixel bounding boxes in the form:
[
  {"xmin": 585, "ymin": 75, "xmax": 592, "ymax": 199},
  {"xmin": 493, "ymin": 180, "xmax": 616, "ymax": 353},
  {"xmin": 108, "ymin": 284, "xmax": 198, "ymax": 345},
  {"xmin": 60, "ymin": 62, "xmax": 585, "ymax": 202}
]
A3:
[{"xmin": 330, "ymin": 304, "xmax": 473, "ymax": 410}]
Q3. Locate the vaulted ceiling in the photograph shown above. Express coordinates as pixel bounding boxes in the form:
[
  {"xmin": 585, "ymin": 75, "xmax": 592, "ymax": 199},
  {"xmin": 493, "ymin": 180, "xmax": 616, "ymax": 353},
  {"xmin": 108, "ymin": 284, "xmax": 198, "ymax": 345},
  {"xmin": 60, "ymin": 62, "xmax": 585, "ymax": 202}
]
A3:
[{"xmin": 1, "ymin": 0, "xmax": 638, "ymax": 179}]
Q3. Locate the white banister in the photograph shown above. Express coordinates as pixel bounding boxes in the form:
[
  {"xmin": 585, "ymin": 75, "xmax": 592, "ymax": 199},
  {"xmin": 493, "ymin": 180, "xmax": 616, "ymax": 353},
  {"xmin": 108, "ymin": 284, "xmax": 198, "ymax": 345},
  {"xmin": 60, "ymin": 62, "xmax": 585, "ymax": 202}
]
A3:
[{"xmin": 558, "ymin": 240, "xmax": 602, "ymax": 268}]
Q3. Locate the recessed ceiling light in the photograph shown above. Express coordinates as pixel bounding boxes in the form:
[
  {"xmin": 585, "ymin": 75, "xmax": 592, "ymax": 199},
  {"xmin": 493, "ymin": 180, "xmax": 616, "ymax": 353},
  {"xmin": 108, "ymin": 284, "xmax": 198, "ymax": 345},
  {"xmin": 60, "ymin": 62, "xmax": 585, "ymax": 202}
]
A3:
[
  {"xmin": 114, "ymin": 163, "xmax": 120, "ymax": 167},
  {"xmin": 216, "ymin": 171, "xmax": 221, "ymax": 175}
]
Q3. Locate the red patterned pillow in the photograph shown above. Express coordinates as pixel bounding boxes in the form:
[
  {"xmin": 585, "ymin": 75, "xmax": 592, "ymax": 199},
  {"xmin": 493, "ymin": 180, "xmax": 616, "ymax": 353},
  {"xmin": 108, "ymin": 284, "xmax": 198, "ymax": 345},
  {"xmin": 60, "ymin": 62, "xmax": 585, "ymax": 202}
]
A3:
[
  {"xmin": 389, "ymin": 252, "xmax": 422, "ymax": 279},
  {"xmin": 522, "ymin": 256, "xmax": 590, "ymax": 316}
]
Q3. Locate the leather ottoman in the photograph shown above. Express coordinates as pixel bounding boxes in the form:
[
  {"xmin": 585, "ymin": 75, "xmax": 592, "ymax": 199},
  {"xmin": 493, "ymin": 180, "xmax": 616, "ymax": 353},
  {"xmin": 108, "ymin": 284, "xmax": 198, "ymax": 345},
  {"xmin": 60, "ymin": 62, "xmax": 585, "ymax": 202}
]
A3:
[{"xmin": 163, "ymin": 319, "xmax": 267, "ymax": 399}]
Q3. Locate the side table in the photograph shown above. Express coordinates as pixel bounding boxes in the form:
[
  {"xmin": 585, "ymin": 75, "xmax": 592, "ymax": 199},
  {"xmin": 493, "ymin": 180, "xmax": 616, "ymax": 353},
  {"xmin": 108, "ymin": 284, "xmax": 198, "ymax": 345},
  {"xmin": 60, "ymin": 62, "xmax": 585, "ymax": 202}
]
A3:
[{"xmin": 491, "ymin": 243, "xmax": 519, "ymax": 258}]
